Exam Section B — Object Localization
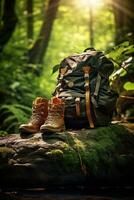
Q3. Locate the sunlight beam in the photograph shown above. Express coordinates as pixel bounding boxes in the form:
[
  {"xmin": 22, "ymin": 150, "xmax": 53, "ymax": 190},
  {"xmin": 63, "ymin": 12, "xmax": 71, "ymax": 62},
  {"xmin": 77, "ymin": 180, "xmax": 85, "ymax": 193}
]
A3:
[{"xmin": 80, "ymin": 0, "xmax": 102, "ymax": 8}]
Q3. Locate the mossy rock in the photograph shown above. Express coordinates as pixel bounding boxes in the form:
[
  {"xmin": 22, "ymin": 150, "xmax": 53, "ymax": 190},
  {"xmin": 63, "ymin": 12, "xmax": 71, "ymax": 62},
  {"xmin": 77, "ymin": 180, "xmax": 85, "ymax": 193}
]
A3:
[{"xmin": 0, "ymin": 124, "xmax": 134, "ymax": 189}]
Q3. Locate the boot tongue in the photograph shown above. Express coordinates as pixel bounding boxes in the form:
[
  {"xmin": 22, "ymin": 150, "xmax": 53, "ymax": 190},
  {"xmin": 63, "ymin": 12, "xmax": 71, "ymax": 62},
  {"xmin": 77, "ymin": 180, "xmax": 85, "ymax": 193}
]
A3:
[
  {"xmin": 34, "ymin": 97, "xmax": 44, "ymax": 105},
  {"xmin": 51, "ymin": 97, "xmax": 63, "ymax": 105}
]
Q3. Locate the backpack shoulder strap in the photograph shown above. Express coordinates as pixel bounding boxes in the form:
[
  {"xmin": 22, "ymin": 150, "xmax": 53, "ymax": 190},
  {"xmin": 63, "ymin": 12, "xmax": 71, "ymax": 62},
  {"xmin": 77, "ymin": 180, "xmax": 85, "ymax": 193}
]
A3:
[
  {"xmin": 83, "ymin": 66, "xmax": 94, "ymax": 128},
  {"xmin": 94, "ymin": 73, "xmax": 101, "ymax": 97},
  {"xmin": 91, "ymin": 73, "xmax": 102, "ymax": 107}
]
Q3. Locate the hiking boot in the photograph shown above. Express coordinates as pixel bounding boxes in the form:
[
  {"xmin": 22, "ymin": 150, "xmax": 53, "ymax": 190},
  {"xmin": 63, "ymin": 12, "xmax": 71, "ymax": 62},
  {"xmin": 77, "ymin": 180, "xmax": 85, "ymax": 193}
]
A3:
[
  {"xmin": 19, "ymin": 97, "xmax": 48, "ymax": 134},
  {"xmin": 40, "ymin": 97, "xmax": 65, "ymax": 133}
]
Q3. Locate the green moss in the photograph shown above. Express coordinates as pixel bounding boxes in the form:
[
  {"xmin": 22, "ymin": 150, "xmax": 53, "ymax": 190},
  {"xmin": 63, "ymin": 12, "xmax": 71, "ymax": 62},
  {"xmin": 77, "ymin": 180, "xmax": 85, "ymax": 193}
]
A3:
[
  {"xmin": 73, "ymin": 138, "xmax": 86, "ymax": 150},
  {"xmin": 58, "ymin": 125, "xmax": 134, "ymax": 176},
  {"xmin": 59, "ymin": 142, "xmax": 69, "ymax": 149},
  {"xmin": 62, "ymin": 148, "xmax": 80, "ymax": 172},
  {"xmin": 0, "ymin": 124, "xmax": 133, "ymax": 182},
  {"xmin": 0, "ymin": 130, "xmax": 8, "ymax": 137},
  {"xmin": 64, "ymin": 133, "xmax": 76, "ymax": 146},
  {"xmin": 46, "ymin": 149, "xmax": 63, "ymax": 159}
]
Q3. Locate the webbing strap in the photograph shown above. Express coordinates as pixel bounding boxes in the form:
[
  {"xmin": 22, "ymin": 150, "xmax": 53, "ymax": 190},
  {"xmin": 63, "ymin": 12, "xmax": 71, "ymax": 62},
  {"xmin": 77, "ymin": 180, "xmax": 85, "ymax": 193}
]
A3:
[
  {"xmin": 94, "ymin": 73, "xmax": 101, "ymax": 97},
  {"xmin": 75, "ymin": 97, "xmax": 81, "ymax": 117},
  {"xmin": 83, "ymin": 66, "xmax": 94, "ymax": 128},
  {"xmin": 56, "ymin": 67, "xmax": 68, "ymax": 97}
]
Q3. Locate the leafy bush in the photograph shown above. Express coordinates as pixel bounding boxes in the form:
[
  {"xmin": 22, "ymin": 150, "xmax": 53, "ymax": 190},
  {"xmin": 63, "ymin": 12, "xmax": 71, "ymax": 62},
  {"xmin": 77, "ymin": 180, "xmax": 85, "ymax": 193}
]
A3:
[
  {"xmin": 0, "ymin": 131, "xmax": 8, "ymax": 137},
  {"xmin": 106, "ymin": 41, "xmax": 134, "ymax": 93},
  {"xmin": 0, "ymin": 104, "xmax": 31, "ymax": 133}
]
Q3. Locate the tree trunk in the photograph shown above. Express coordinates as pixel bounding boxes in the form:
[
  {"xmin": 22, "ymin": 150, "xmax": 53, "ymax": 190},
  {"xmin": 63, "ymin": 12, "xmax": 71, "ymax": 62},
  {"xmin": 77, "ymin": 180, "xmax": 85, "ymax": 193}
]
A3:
[
  {"xmin": 26, "ymin": 0, "xmax": 33, "ymax": 41},
  {"xmin": 112, "ymin": 0, "xmax": 134, "ymax": 44},
  {"xmin": 0, "ymin": 0, "xmax": 2, "ymax": 20},
  {"xmin": 0, "ymin": 0, "xmax": 18, "ymax": 52},
  {"xmin": 28, "ymin": 0, "xmax": 60, "ymax": 64}
]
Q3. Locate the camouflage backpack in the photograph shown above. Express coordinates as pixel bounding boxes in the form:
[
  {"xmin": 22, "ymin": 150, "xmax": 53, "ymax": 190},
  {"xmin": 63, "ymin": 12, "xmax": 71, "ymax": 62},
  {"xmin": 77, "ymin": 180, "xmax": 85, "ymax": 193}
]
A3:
[{"xmin": 53, "ymin": 48, "xmax": 118, "ymax": 129}]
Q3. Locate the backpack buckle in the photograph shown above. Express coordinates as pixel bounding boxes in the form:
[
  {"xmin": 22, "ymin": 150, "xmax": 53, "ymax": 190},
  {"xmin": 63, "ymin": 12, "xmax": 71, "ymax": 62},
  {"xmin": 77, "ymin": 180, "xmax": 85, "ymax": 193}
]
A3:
[
  {"xmin": 68, "ymin": 81, "xmax": 74, "ymax": 88},
  {"xmin": 84, "ymin": 82, "xmax": 89, "ymax": 90}
]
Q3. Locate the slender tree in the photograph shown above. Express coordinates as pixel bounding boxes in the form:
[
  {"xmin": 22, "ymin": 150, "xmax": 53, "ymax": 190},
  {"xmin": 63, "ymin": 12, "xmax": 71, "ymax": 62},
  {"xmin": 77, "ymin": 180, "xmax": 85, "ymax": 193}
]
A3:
[
  {"xmin": 26, "ymin": 0, "xmax": 33, "ymax": 41},
  {"xmin": 89, "ymin": 5, "xmax": 94, "ymax": 47},
  {"xmin": 0, "ymin": 0, "xmax": 17, "ymax": 52},
  {"xmin": 0, "ymin": 0, "xmax": 2, "ymax": 19},
  {"xmin": 28, "ymin": 0, "xmax": 60, "ymax": 64}
]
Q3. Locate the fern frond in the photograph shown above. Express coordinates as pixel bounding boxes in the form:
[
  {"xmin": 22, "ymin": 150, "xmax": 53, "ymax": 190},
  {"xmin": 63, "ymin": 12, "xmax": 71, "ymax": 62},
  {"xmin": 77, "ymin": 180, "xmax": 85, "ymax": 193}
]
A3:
[
  {"xmin": 0, "ymin": 110, "xmax": 12, "ymax": 117},
  {"xmin": 0, "ymin": 103, "xmax": 31, "ymax": 133},
  {"xmin": 3, "ymin": 115, "xmax": 17, "ymax": 126},
  {"xmin": 6, "ymin": 122, "xmax": 19, "ymax": 132},
  {"xmin": 13, "ymin": 104, "xmax": 31, "ymax": 113}
]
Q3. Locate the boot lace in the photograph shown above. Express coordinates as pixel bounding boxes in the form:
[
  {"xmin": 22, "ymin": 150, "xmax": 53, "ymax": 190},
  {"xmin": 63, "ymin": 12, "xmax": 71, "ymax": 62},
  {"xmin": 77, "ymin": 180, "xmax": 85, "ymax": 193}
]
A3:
[
  {"xmin": 30, "ymin": 105, "xmax": 44, "ymax": 124},
  {"xmin": 46, "ymin": 105, "xmax": 64, "ymax": 123}
]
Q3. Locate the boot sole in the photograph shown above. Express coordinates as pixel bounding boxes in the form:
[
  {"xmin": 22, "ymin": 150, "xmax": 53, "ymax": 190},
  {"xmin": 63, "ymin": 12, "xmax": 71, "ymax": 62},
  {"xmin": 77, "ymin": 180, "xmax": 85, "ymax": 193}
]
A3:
[
  {"xmin": 40, "ymin": 126, "xmax": 65, "ymax": 133},
  {"xmin": 19, "ymin": 127, "xmax": 39, "ymax": 134}
]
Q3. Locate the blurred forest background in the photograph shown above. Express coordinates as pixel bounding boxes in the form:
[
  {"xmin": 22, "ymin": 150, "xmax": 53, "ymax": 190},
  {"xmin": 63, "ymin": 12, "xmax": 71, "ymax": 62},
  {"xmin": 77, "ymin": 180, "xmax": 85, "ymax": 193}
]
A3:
[{"xmin": 0, "ymin": 0, "xmax": 134, "ymax": 134}]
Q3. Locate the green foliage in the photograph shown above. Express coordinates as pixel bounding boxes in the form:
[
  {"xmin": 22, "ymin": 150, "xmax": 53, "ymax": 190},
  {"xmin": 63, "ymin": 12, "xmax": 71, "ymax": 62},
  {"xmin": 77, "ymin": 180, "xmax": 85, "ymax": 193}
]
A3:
[
  {"xmin": 107, "ymin": 42, "xmax": 134, "ymax": 93},
  {"xmin": 0, "ymin": 104, "xmax": 31, "ymax": 133},
  {"xmin": 0, "ymin": 0, "xmax": 133, "ymax": 133},
  {"xmin": 124, "ymin": 82, "xmax": 134, "ymax": 91},
  {"xmin": 52, "ymin": 64, "xmax": 60, "ymax": 74},
  {"xmin": 0, "ymin": 130, "xmax": 8, "ymax": 137},
  {"xmin": 107, "ymin": 41, "xmax": 134, "ymax": 68}
]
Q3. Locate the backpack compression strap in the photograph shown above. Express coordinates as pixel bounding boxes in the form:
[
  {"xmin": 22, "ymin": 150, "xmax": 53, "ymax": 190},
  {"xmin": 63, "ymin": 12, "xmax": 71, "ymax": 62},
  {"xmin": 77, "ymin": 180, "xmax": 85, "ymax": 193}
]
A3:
[
  {"xmin": 83, "ymin": 66, "xmax": 94, "ymax": 128},
  {"xmin": 91, "ymin": 73, "xmax": 101, "ymax": 108},
  {"xmin": 55, "ymin": 67, "xmax": 68, "ymax": 97}
]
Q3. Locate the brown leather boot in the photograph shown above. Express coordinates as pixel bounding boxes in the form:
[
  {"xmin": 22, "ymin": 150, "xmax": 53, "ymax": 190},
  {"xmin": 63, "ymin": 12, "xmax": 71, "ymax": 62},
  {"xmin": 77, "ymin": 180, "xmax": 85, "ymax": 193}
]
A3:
[
  {"xmin": 40, "ymin": 97, "xmax": 65, "ymax": 133},
  {"xmin": 19, "ymin": 97, "xmax": 48, "ymax": 134}
]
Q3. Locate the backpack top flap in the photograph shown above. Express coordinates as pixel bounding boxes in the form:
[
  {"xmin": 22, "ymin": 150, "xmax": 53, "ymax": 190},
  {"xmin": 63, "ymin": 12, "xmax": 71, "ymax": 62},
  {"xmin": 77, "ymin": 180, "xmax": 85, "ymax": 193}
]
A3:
[{"xmin": 60, "ymin": 50, "xmax": 114, "ymax": 79}]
